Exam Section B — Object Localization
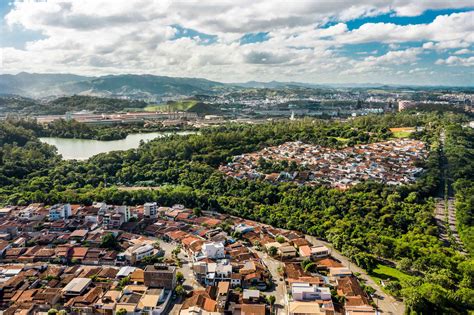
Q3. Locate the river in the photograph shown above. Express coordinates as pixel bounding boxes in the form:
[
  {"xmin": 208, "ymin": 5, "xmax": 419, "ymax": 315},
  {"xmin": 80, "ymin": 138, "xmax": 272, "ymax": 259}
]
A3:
[{"xmin": 39, "ymin": 131, "xmax": 195, "ymax": 160}]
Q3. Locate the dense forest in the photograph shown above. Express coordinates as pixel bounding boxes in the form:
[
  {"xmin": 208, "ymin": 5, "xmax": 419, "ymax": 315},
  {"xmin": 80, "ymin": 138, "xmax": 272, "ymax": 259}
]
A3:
[
  {"xmin": 0, "ymin": 112, "xmax": 472, "ymax": 314},
  {"xmin": 6, "ymin": 118, "xmax": 188, "ymax": 141},
  {"xmin": 0, "ymin": 95, "xmax": 147, "ymax": 115}
]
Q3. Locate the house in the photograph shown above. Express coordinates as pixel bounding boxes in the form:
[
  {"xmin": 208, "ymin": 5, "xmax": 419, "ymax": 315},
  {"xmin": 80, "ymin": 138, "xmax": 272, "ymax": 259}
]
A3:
[
  {"xmin": 180, "ymin": 290, "xmax": 218, "ymax": 315},
  {"xmin": 242, "ymin": 289, "xmax": 260, "ymax": 303},
  {"xmin": 69, "ymin": 229, "xmax": 88, "ymax": 241},
  {"xmin": 278, "ymin": 245, "xmax": 297, "ymax": 259},
  {"xmin": 120, "ymin": 244, "xmax": 154, "ymax": 264},
  {"xmin": 203, "ymin": 262, "xmax": 232, "ymax": 286},
  {"xmin": 289, "ymin": 301, "xmax": 324, "ymax": 315},
  {"xmin": 49, "ymin": 204, "xmax": 71, "ymax": 221},
  {"xmin": 230, "ymin": 273, "xmax": 242, "ymax": 288},
  {"xmin": 62, "ymin": 278, "xmax": 92, "ymax": 296},
  {"xmin": 345, "ymin": 296, "xmax": 377, "ymax": 315},
  {"xmin": 291, "ymin": 283, "xmax": 331, "ymax": 301},
  {"xmin": 144, "ymin": 264, "xmax": 176, "ymax": 289},
  {"xmin": 216, "ymin": 281, "xmax": 230, "ymax": 312},
  {"xmin": 94, "ymin": 289, "xmax": 121, "ymax": 313},
  {"xmin": 71, "ymin": 247, "xmax": 89, "ymax": 263},
  {"xmin": 236, "ymin": 304, "xmax": 266, "ymax": 315},
  {"xmin": 336, "ymin": 275, "xmax": 376, "ymax": 314},
  {"xmin": 299, "ymin": 245, "xmax": 312, "ymax": 258},
  {"xmin": 233, "ymin": 224, "xmax": 254, "ymax": 235},
  {"xmin": 329, "ymin": 267, "xmax": 352, "ymax": 277},
  {"xmin": 195, "ymin": 242, "xmax": 225, "ymax": 261},
  {"xmin": 117, "ymin": 266, "xmax": 137, "ymax": 278},
  {"xmin": 0, "ymin": 240, "xmax": 11, "ymax": 257},
  {"xmin": 310, "ymin": 245, "xmax": 330, "ymax": 258}
]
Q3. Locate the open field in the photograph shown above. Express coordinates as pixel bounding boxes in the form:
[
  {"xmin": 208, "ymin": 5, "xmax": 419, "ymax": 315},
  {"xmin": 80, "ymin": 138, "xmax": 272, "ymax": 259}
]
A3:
[
  {"xmin": 370, "ymin": 264, "xmax": 415, "ymax": 285},
  {"xmin": 390, "ymin": 127, "xmax": 415, "ymax": 138},
  {"xmin": 145, "ymin": 100, "xmax": 198, "ymax": 112}
]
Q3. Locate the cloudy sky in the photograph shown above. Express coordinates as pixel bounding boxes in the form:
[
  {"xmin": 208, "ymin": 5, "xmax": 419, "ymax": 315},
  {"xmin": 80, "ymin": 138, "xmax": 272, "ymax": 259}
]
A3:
[{"xmin": 0, "ymin": 0, "xmax": 473, "ymax": 85}]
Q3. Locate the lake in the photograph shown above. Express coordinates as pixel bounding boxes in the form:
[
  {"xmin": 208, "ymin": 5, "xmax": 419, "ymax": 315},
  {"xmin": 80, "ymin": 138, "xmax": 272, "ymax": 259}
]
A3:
[{"xmin": 40, "ymin": 131, "xmax": 195, "ymax": 160}]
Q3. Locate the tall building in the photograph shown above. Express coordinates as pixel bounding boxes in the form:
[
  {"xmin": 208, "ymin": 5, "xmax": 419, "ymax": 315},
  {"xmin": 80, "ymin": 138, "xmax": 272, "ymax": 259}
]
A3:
[
  {"xmin": 144, "ymin": 264, "xmax": 176, "ymax": 289},
  {"xmin": 49, "ymin": 204, "xmax": 72, "ymax": 221},
  {"xmin": 144, "ymin": 202, "xmax": 158, "ymax": 219}
]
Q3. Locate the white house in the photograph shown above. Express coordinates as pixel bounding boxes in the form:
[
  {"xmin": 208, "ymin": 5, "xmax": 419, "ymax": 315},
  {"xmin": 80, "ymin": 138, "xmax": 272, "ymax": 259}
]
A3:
[
  {"xmin": 291, "ymin": 283, "xmax": 331, "ymax": 301},
  {"xmin": 122, "ymin": 244, "xmax": 155, "ymax": 264},
  {"xmin": 195, "ymin": 242, "xmax": 225, "ymax": 261},
  {"xmin": 49, "ymin": 204, "xmax": 71, "ymax": 221},
  {"xmin": 203, "ymin": 262, "xmax": 232, "ymax": 286},
  {"xmin": 310, "ymin": 245, "xmax": 330, "ymax": 259}
]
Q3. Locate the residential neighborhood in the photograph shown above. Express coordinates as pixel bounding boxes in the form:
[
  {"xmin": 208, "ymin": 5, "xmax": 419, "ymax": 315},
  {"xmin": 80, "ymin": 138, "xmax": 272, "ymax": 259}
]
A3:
[
  {"xmin": 0, "ymin": 202, "xmax": 382, "ymax": 315},
  {"xmin": 219, "ymin": 139, "xmax": 428, "ymax": 189}
]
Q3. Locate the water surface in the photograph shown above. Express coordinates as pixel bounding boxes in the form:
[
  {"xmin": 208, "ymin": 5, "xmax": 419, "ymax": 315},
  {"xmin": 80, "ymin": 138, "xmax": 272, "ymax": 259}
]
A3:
[{"xmin": 40, "ymin": 131, "xmax": 194, "ymax": 160}]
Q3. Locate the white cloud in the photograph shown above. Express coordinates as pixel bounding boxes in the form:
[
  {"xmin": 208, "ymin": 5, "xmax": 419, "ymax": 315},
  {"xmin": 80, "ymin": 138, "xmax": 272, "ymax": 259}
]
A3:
[
  {"xmin": 454, "ymin": 48, "xmax": 473, "ymax": 55},
  {"xmin": 436, "ymin": 56, "xmax": 474, "ymax": 66},
  {"xmin": 1, "ymin": 0, "xmax": 473, "ymax": 84}
]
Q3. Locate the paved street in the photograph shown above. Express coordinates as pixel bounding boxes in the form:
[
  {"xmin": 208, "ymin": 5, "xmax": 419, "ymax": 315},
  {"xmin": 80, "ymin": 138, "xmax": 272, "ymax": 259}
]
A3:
[
  {"xmin": 251, "ymin": 248, "xmax": 288, "ymax": 315},
  {"xmin": 306, "ymin": 235, "xmax": 405, "ymax": 315}
]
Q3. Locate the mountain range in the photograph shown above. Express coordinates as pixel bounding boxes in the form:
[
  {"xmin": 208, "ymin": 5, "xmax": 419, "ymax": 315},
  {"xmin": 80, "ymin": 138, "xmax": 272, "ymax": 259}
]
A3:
[
  {"xmin": 0, "ymin": 73, "xmax": 471, "ymax": 100},
  {"xmin": 0, "ymin": 73, "xmax": 228, "ymax": 99}
]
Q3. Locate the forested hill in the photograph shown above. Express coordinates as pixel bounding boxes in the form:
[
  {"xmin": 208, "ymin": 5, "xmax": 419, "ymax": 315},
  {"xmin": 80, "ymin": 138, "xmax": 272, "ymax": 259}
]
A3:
[
  {"xmin": 0, "ymin": 73, "xmax": 226, "ymax": 98},
  {"xmin": 0, "ymin": 95, "xmax": 147, "ymax": 115},
  {"xmin": 0, "ymin": 113, "xmax": 472, "ymax": 313}
]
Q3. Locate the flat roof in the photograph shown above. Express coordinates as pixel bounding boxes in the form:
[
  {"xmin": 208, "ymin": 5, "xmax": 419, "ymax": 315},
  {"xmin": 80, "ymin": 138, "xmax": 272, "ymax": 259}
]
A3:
[{"xmin": 62, "ymin": 278, "xmax": 91, "ymax": 293}]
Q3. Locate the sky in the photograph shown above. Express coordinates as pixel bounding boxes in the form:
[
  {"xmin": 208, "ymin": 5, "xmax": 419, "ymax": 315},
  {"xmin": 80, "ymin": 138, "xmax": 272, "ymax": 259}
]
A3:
[{"xmin": 0, "ymin": 0, "xmax": 473, "ymax": 86}]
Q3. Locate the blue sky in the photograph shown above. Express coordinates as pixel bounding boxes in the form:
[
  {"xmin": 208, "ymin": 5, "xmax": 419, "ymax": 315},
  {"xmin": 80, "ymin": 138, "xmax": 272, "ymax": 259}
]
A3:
[{"xmin": 1, "ymin": 1, "xmax": 473, "ymax": 85}]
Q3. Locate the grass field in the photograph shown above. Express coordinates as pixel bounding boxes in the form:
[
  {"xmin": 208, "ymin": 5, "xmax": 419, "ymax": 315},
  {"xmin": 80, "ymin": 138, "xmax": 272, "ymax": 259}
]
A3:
[
  {"xmin": 390, "ymin": 127, "xmax": 415, "ymax": 138},
  {"xmin": 370, "ymin": 264, "xmax": 415, "ymax": 286},
  {"xmin": 145, "ymin": 100, "xmax": 198, "ymax": 112}
]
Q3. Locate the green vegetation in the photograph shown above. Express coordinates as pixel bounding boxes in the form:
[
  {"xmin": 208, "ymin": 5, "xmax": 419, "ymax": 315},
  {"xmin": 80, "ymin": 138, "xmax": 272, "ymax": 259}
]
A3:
[
  {"xmin": 0, "ymin": 112, "xmax": 472, "ymax": 313},
  {"xmin": 445, "ymin": 125, "xmax": 474, "ymax": 255},
  {"xmin": 145, "ymin": 99, "xmax": 198, "ymax": 112},
  {"xmin": 392, "ymin": 131, "xmax": 413, "ymax": 138},
  {"xmin": 370, "ymin": 264, "xmax": 415, "ymax": 285},
  {"xmin": 0, "ymin": 95, "xmax": 147, "ymax": 115},
  {"xmin": 8, "ymin": 118, "xmax": 183, "ymax": 141},
  {"xmin": 145, "ymin": 99, "xmax": 222, "ymax": 116},
  {"xmin": 100, "ymin": 233, "xmax": 120, "ymax": 250}
]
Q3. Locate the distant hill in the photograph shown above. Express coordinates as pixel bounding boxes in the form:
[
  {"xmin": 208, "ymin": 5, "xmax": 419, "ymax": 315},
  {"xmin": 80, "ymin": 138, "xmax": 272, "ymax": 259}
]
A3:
[
  {"xmin": 0, "ymin": 95, "xmax": 148, "ymax": 115},
  {"xmin": 1, "ymin": 72, "xmax": 471, "ymax": 100},
  {"xmin": 186, "ymin": 102, "xmax": 223, "ymax": 116},
  {"xmin": 0, "ymin": 73, "xmax": 226, "ymax": 99}
]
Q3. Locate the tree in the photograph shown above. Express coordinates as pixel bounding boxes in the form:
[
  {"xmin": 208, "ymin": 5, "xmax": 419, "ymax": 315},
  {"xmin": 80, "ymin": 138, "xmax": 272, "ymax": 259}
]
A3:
[
  {"xmin": 275, "ymin": 235, "xmax": 285, "ymax": 243},
  {"xmin": 47, "ymin": 309, "xmax": 58, "ymax": 315},
  {"xmin": 193, "ymin": 208, "xmax": 202, "ymax": 217},
  {"xmin": 101, "ymin": 233, "xmax": 119, "ymax": 250},
  {"xmin": 176, "ymin": 271, "xmax": 184, "ymax": 283},
  {"xmin": 175, "ymin": 284, "xmax": 186, "ymax": 296},
  {"xmin": 116, "ymin": 308, "xmax": 127, "ymax": 315},
  {"xmin": 266, "ymin": 295, "xmax": 276, "ymax": 312},
  {"xmin": 268, "ymin": 246, "xmax": 278, "ymax": 256}
]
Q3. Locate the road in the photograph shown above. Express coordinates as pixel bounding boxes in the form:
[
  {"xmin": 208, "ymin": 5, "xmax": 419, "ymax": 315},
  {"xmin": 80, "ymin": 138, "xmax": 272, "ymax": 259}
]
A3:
[
  {"xmin": 306, "ymin": 235, "xmax": 405, "ymax": 315},
  {"xmin": 251, "ymin": 249, "xmax": 288, "ymax": 315},
  {"xmin": 151, "ymin": 238, "xmax": 204, "ymax": 314},
  {"xmin": 434, "ymin": 128, "xmax": 465, "ymax": 254},
  {"xmin": 434, "ymin": 197, "xmax": 465, "ymax": 253}
]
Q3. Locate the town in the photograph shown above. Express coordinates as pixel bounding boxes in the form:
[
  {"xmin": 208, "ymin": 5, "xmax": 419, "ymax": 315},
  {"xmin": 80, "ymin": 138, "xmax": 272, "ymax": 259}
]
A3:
[
  {"xmin": 219, "ymin": 139, "xmax": 428, "ymax": 189},
  {"xmin": 0, "ymin": 202, "xmax": 382, "ymax": 315}
]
